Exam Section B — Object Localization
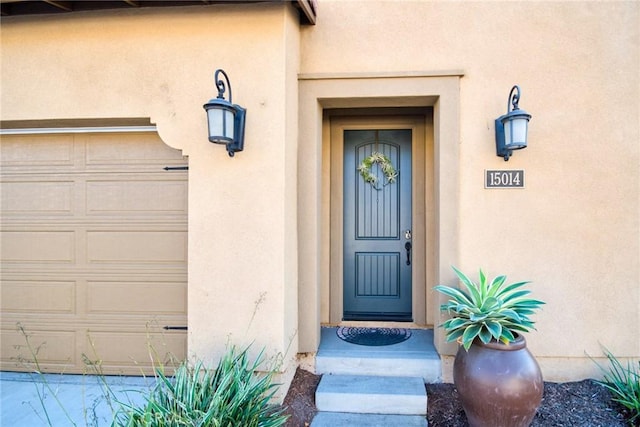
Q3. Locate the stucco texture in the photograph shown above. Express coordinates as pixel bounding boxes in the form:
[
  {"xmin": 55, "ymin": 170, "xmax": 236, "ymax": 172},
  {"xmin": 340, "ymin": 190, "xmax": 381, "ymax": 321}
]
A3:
[
  {"xmin": 1, "ymin": 2, "xmax": 301, "ymax": 393},
  {"xmin": 299, "ymin": 1, "xmax": 639, "ymax": 380},
  {"xmin": 1, "ymin": 0, "xmax": 639, "ymax": 385}
]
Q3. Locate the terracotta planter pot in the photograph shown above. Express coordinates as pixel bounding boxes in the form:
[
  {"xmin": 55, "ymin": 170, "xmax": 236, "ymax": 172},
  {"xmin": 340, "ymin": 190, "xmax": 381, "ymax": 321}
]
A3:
[{"xmin": 454, "ymin": 335, "xmax": 543, "ymax": 427}]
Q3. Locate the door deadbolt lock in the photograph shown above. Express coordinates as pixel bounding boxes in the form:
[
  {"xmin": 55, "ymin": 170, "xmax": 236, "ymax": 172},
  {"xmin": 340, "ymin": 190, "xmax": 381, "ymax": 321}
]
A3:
[{"xmin": 404, "ymin": 229, "xmax": 412, "ymax": 240}]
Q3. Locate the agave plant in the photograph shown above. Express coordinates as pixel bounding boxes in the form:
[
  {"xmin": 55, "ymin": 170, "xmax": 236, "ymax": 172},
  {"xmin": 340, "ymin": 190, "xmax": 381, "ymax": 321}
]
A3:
[{"xmin": 434, "ymin": 266, "xmax": 545, "ymax": 351}]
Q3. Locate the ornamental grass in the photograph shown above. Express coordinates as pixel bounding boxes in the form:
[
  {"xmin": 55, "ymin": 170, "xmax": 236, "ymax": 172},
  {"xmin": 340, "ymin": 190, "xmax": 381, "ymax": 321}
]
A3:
[
  {"xmin": 113, "ymin": 346, "xmax": 287, "ymax": 427},
  {"xmin": 594, "ymin": 347, "xmax": 640, "ymax": 426}
]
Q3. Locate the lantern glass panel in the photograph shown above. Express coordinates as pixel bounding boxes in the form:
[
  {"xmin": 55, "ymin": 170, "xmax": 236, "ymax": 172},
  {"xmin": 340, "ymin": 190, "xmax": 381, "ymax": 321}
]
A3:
[
  {"xmin": 207, "ymin": 108, "xmax": 221, "ymax": 137},
  {"xmin": 224, "ymin": 109, "xmax": 234, "ymax": 139},
  {"xmin": 504, "ymin": 116, "xmax": 528, "ymax": 150},
  {"xmin": 207, "ymin": 107, "xmax": 235, "ymax": 143}
]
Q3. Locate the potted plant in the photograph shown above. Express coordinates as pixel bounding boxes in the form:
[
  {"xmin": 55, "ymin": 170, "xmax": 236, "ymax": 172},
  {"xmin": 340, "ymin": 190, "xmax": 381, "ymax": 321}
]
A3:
[{"xmin": 435, "ymin": 266, "xmax": 545, "ymax": 427}]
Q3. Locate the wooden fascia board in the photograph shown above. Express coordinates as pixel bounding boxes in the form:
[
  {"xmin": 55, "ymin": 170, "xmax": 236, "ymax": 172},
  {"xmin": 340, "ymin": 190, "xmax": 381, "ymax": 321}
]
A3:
[
  {"xmin": 42, "ymin": 0, "xmax": 72, "ymax": 11},
  {"xmin": 295, "ymin": 0, "xmax": 316, "ymax": 25}
]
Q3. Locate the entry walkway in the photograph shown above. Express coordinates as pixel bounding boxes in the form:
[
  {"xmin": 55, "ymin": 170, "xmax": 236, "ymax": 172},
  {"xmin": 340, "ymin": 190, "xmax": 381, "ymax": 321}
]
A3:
[
  {"xmin": 312, "ymin": 327, "xmax": 440, "ymax": 426},
  {"xmin": 0, "ymin": 371, "xmax": 154, "ymax": 426}
]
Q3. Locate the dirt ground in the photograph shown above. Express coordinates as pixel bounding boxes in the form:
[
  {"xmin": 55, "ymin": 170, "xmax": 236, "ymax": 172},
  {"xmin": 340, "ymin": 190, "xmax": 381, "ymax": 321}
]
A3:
[{"xmin": 281, "ymin": 368, "xmax": 634, "ymax": 427}]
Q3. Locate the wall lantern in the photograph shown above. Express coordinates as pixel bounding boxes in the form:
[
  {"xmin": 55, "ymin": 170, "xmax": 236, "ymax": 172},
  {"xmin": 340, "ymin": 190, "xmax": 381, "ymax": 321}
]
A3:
[
  {"xmin": 203, "ymin": 69, "xmax": 246, "ymax": 157},
  {"xmin": 495, "ymin": 85, "xmax": 531, "ymax": 161}
]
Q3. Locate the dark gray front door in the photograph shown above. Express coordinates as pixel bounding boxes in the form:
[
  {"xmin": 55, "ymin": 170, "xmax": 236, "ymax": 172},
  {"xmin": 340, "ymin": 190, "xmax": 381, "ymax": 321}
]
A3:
[{"xmin": 343, "ymin": 129, "xmax": 412, "ymax": 321}]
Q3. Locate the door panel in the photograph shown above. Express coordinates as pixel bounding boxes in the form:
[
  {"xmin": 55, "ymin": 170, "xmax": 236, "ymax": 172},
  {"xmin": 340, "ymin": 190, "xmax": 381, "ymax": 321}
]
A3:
[{"xmin": 343, "ymin": 129, "xmax": 412, "ymax": 321}]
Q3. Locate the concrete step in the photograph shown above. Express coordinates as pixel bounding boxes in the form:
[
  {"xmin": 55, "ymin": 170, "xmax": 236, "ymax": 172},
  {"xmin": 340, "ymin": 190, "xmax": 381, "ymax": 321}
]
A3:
[
  {"xmin": 311, "ymin": 412, "xmax": 428, "ymax": 427},
  {"xmin": 315, "ymin": 374, "xmax": 427, "ymax": 415},
  {"xmin": 316, "ymin": 352, "xmax": 440, "ymax": 382},
  {"xmin": 316, "ymin": 328, "xmax": 441, "ymax": 382}
]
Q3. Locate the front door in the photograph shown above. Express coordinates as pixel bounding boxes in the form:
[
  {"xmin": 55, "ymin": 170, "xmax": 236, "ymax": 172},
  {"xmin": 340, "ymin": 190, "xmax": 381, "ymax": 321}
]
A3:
[{"xmin": 343, "ymin": 129, "xmax": 412, "ymax": 321}]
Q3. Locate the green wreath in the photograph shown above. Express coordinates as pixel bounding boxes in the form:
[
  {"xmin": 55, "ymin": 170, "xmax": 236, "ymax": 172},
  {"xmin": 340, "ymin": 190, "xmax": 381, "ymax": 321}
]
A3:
[{"xmin": 357, "ymin": 152, "xmax": 398, "ymax": 189}]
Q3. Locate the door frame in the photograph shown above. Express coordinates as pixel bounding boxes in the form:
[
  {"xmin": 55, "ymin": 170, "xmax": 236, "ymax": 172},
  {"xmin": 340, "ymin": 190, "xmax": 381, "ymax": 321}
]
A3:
[
  {"xmin": 297, "ymin": 72, "xmax": 462, "ymax": 355},
  {"xmin": 329, "ymin": 114, "xmax": 432, "ymax": 325}
]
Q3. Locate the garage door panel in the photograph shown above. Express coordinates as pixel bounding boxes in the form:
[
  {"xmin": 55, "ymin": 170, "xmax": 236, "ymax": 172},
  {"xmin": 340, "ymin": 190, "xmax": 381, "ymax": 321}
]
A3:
[
  {"xmin": 87, "ymin": 281, "xmax": 186, "ymax": 315},
  {"xmin": 1, "ymin": 181, "xmax": 74, "ymax": 215},
  {"xmin": 1, "ymin": 231, "xmax": 75, "ymax": 263},
  {"xmin": 1, "ymin": 280, "xmax": 76, "ymax": 314},
  {"xmin": 86, "ymin": 331, "xmax": 187, "ymax": 373},
  {"xmin": 85, "ymin": 133, "xmax": 187, "ymax": 166},
  {"xmin": 87, "ymin": 231, "xmax": 186, "ymax": 264},
  {"xmin": 1, "ymin": 329, "xmax": 77, "ymax": 368},
  {"xmin": 0, "ymin": 134, "xmax": 74, "ymax": 167},
  {"xmin": 86, "ymin": 180, "xmax": 187, "ymax": 215}
]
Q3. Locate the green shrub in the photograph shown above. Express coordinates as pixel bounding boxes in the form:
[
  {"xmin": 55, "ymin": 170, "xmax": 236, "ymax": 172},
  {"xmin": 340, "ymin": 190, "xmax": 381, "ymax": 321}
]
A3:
[
  {"xmin": 594, "ymin": 347, "xmax": 640, "ymax": 426},
  {"xmin": 113, "ymin": 346, "xmax": 288, "ymax": 427}
]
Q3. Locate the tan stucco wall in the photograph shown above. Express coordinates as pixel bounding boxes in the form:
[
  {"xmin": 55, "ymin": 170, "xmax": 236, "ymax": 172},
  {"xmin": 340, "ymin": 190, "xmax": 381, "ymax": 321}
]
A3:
[
  {"xmin": 298, "ymin": 0, "xmax": 639, "ymax": 381},
  {"xmin": 1, "ymin": 2, "xmax": 301, "ymax": 396},
  {"xmin": 2, "ymin": 0, "xmax": 639, "ymax": 387}
]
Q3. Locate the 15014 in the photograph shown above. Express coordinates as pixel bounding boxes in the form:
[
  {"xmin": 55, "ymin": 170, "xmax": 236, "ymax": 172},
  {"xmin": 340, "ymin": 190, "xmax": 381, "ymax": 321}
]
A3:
[{"xmin": 485, "ymin": 170, "xmax": 525, "ymax": 188}]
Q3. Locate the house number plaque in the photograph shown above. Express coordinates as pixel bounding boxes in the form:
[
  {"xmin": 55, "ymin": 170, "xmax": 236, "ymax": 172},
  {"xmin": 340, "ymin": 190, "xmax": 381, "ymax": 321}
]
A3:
[{"xmin": 485, "ymin": 170, "xmax": 525, "ymax": 188}]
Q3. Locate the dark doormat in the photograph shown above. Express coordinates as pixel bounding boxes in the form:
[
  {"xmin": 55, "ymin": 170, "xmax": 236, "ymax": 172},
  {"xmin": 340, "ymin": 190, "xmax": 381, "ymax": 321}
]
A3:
[{"xmin": 336, "ymin": 327, "xmax": 412, "ymax": 346}]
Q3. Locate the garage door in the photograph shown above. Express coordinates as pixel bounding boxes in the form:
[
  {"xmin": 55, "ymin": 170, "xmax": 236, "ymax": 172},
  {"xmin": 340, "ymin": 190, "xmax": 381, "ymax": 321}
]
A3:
[{"xmin": 0, "ymin": 130, "xmax": 188, "ymax": 375}]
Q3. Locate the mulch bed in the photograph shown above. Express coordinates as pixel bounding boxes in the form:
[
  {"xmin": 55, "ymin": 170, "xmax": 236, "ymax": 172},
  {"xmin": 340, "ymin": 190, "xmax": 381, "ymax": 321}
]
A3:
[
  {"xmin": 282, "ymin": 368, "xmax": 321, "ymax": 427},
  {"xmin": 282, "ymin": 368, "xmax": 634, "ymax": 427}
]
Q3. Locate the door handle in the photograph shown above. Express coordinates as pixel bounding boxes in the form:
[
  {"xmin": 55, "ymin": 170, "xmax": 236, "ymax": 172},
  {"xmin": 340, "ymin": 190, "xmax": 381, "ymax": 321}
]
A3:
[{"xmin": 404, "ymin": 242, "xmax": 412, "ymax": 266}]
